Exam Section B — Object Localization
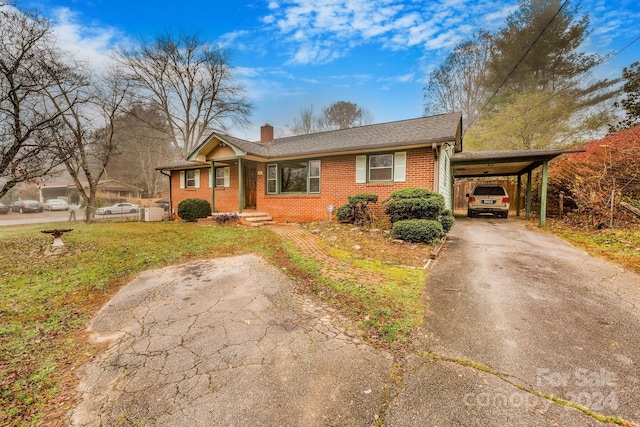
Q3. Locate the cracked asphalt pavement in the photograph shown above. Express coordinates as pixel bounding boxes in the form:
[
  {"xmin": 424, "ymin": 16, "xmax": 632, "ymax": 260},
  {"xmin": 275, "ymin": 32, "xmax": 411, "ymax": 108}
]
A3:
[
  {"xmin": 386, "ymin": 217, "xmax": 640, "ymax": 426},
  {"xmin": 69, "ymin": 219, "xmax": 640, "ymax": 426},
  {"xmin": 69, "ymin": 254, "xmax": 393, "ymax": 426}
]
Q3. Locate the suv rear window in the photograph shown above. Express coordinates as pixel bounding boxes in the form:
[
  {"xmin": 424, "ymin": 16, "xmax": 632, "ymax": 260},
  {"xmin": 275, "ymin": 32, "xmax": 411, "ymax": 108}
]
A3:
[{"xmin": 473, "ymin": 186, "xmax": 506, "ymax": 196}]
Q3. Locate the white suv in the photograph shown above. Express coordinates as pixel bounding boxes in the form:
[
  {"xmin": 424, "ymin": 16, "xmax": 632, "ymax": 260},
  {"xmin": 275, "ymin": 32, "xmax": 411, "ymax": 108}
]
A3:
[{"xmin": 466, "ymin": 185, "xmax": 510, "ymax": 218}]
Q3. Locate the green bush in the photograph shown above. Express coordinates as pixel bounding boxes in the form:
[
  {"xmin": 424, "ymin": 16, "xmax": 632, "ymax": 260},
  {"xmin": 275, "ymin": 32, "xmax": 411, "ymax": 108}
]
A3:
[
  {"xmin": 383, "ymin": 188, "xmax": 445, "ymax": 223},
  {"xmin": 439, "ymin": 210, "xmax": 455, "ymax": 233},
  {"xmin": 337, "ymin": 193, "xmax": 379, "ymax": 226},
  {"xmin": 392, "ymin": 219, "xmax": 443, "ymax": 243},
  {"xmin": 177, "ymin": 198, "xmax": 211, "ymax": 222},
  {"xmin": 336, "ymin": 204, "xmax": 355, "ymax": 223}
]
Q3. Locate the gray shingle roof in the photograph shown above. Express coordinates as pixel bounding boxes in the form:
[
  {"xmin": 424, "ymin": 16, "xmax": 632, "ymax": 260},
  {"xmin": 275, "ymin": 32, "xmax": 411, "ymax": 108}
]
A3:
[{"xmin": 184, "ymin": 112, "xmax": 462, "ymax": 163}]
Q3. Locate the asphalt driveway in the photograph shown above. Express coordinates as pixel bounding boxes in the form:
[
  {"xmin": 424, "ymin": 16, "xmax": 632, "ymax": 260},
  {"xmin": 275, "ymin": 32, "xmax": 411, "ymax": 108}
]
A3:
[
  {"xmin": 69, "ymin": 219, "xmax": 640, "ymax": 426},
  {"xmin": 386, "ymin": 217, "xmax": 640, "ymax": 426}
]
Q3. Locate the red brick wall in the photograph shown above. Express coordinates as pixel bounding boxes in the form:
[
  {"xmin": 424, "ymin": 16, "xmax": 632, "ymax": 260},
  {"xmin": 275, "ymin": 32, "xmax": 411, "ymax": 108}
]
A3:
[
  {"xmin": 169, "ymin": 148, "xmax": 436, "ymax": 222},
  {"xmin": 258, "ymin": 148, "xmax": 435, "ymax": 222}
]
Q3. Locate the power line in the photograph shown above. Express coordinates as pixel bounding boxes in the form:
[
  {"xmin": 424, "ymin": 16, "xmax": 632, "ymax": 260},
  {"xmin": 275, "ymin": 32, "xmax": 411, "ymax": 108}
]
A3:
[{"xmin": 465, "ymin": 0, "xmax": 570, "ymax": 132}]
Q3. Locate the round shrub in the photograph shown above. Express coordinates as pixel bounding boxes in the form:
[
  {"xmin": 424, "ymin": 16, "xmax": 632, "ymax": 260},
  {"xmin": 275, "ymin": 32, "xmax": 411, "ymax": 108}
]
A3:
[
  {"xmin": 392, "ymin": 219, "xmax": 443, "ymax": 243},
  {"xmin": 439, "ymin": 210, "xmax": 455, "ymax": 233},
  {"xmin": 383, "ymin": 194, "xmax": 445, "ymax": 222},
  {"xmin": 177, "ymin": 198, "xmax": 211, "ymax": 222},
  {"xmin": 387, "ymin": 187, "xmax": 436, "ymax": 199},
  {"xmin": 336, "ymin": 204, "xmax": 355, "ymax": 223}
]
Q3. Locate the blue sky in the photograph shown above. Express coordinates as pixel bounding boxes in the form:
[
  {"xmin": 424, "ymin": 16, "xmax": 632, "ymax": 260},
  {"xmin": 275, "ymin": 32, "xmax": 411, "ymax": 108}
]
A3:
[{"xmin": 22, "ymin": 0, "xmax": 640, "ymax": 141}]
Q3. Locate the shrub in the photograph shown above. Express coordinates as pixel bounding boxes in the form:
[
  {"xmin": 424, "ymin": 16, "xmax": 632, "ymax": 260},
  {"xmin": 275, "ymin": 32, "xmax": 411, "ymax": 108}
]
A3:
[
  {"xmin": 177, "ymin": 198, "xmax": 211, "ymax": 222},
  {"xmin": 439, "ymin": 210, "xmax": 455, "ymax": 233},
  {"xmin": 383, "ymin": 187, "xmax": 445, "ymax": 223},
  {"xmin": 392, "ymin": 219, "xmax": 443, "ymax": 243},
  {"xmin": 214, "ymin": 213, "xmax": 239, "ymax": 224},
  {"xmin": 337, "ymin": 193, "xmax": 379, "ymax": 226}
]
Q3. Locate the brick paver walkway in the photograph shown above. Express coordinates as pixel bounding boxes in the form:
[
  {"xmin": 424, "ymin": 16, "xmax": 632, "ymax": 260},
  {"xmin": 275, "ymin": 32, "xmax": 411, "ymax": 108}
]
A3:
[{"xmin": 269, "ymin": 224, "xmax": 383, "ymax": 285}]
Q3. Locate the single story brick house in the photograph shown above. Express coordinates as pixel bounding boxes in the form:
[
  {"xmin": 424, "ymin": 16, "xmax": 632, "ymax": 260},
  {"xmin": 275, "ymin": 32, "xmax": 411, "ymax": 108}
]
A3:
[{"xmin": 157, "ymin": 112, "xmax": 462, "ymax": 223}]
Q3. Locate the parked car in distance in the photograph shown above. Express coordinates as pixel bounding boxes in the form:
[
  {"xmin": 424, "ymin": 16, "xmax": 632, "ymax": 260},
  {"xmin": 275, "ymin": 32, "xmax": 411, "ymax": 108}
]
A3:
[
  {"xmin": 0, "ymin": 202, "xmax": 9, "ymax": 214},
  {"xmin": 467, "ymin": 185, "xmax": 510, "ymax": 218},
  {"xmin": 43, "ymin": 199, "xmax": 69, "ymax": 211},
  {"xmin": 10, "ymin": 200, "xmax": 43, "ymax": 213},
  {"xmin": 96, "ymin": 202, "xmax": 139, "ymax": 215}
]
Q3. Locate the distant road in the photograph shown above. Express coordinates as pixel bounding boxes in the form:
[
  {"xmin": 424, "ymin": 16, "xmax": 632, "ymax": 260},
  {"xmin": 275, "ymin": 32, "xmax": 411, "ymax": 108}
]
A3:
[{"xmin": 0, "ymin": 210, "xmax": 139, "ymax": 227}]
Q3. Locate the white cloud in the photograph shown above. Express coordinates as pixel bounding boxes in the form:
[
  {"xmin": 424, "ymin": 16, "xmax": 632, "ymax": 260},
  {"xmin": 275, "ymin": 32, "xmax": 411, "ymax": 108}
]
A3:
[
  {"xmin": 49, "ymin": 7, "xmax": 123, "ymax": 73},
  {"xmin": 263, "ymin": 0, "xmax": 522, "ymax": 65}
]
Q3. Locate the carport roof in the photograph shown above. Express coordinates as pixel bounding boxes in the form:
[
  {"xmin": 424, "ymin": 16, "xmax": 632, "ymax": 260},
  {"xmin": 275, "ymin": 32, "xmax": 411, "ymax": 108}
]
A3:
[{"xmin": 451, "ymin": 149, "xmax": 584, "ymax": 178}]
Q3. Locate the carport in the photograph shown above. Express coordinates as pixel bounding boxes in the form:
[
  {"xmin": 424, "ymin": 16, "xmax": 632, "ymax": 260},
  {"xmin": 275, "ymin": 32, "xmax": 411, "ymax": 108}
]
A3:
[{"xmin": 450, "ymin": 149, "xmax": 584, "ymax": 226}]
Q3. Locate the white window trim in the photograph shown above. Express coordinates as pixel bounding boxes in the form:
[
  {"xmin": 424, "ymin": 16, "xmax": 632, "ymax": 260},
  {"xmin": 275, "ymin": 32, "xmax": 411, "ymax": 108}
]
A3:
[
  {"xmin": 214, "ymin": 167, "xmax": 230, "ymax": 188},
  {"xmin": 266, "ymin": 164, "xmax": 278, "ymax": 194},
  {"xmin": 368, "ymin": 153, "xmax": 394, "ymax": 182},
  {"xmin": 356, "ymin": 152, "xmax": 406, "ymax": 183},
  {"xmin": 181, "ymin": 169, "xmax": 200, "ymax": 189}
]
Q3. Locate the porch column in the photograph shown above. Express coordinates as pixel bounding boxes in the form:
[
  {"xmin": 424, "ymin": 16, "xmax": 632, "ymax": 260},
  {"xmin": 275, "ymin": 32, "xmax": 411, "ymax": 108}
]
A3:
[
  {"xmin": 526, "ymin": 171, "xmax": 532, "ymax": 220},
  {"xmin": 210, "ymin": 162, "xmax": 215, "ymax": 214},
  {"xmin": 516, "ymin": 174, "xmax": 522, "ymax": 217},
  {"xmin": 539, "ymin": 160, "xmax": 549, "ymax": 226},
  {"xmin": 237, "ymin": 158, "xmax": 243, "ymax": 214}
]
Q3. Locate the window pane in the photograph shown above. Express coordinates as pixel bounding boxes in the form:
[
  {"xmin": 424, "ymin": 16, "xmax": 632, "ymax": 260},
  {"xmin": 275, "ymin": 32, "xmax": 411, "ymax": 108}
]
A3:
[
  {"xmin": 309, "ymin": 177, "xmax": 320, "ymax": 193},
  {"xmin": 370, "ymin": 168, "xmax": 392, "ymax": 181},
  {"xmin": 267, "ymin": 180, "xmax": 276, "ymax": 193},
  {"xmin": 280, "ymin": 162, "xmax": 308, "ymax": 193},
  {"xmin": 370, "ymin": 154, "xmax": 393, "ymax": 168},
  {"xmin": 309, "ymin": 160, "xmax": 320, "ymax": 177},
  {"xmin": 215, "ymin": 168, "xmax": 225, "ymax": 187},
  {"xmin": 267, "ymin": 164, "xmax": 277, "ymax": 180},
  {"xmin": 186, "ymin": 170, "xmax": 196, "ymax": 187}
]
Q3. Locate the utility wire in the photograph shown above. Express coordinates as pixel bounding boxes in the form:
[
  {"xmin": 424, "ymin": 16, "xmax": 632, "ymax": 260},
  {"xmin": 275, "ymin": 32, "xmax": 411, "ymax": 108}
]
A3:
[{"xmin": 465, "ymin": 0, "xmax": 570, "ymax": 132}]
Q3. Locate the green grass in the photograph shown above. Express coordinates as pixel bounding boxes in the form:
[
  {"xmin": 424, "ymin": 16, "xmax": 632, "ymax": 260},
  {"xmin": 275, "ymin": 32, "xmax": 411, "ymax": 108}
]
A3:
[
  {"xmin": 1, "ymin": 221, "xmax": 428, "ymax": 425},
  {"xmin": 286, "ymin": 243, "xmax": 426, "ymax": 349},
  {"xmin": 547, "ymin": 223, "xmax": 640, "ymax": 274},
  {"xmin": 0, "ymin": 222, "xmax": 278, "ymax": 426}
]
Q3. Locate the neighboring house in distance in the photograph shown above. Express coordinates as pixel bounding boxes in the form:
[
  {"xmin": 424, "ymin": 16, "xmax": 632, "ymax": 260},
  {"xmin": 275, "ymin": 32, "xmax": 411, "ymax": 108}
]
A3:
[
  {"xmin": 38, "ymin": 179, "xmax": 143, "ymax": 202},
  {"xmin": 157, "ymin": 112, "xmax": 463, "ymax": 223}
]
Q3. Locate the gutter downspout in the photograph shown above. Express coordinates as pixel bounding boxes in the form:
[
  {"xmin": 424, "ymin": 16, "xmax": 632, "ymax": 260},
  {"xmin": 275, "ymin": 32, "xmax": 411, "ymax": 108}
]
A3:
[
  {"xmin": 160, "ymin": 169, "xmax": 172, "ymax": 220},
  {"xmin": 210, "ymin": 161, "xmax": 215, "ymax": 214}
]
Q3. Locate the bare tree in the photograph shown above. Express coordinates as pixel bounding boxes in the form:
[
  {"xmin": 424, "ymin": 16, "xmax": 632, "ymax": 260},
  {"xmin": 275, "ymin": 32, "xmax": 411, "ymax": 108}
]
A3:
[
  {"xmin": 423, "ymin": 32, "xmax": 492, "ymax": 128},
  {"xmin": 115, "ymin": 32, "xmax": 253, "ymax": 158},
  {"xmin": 289, "ymin": 105, "xmax": 322, "ymax": 135},
  {"xmin": 0, "ymin": 6, "xmax": 73, "ymax": 198},
  {"xmin": 321, "ymin": 101, "xmax": 372, "ymax": 130},
  {"xmin": 108, "ymin": 104, "xmax": 175, "ymax": 197},
  {"xmin": 288, "ymin": 101, "xmax": 372, "ymax": 135},
  {"xmin": 45, "ymin": 65, "xmax": 130, "ymax": 222}
]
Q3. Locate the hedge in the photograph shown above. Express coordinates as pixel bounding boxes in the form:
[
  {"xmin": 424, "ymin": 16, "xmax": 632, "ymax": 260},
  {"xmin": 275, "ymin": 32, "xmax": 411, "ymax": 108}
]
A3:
[
  {"xmin": 392, "ymin": 219, "xmax": 443, "ymax": 243},
  {"xmin": 177, "ymin": 198, "xmax": 211, "ymax": 222}
]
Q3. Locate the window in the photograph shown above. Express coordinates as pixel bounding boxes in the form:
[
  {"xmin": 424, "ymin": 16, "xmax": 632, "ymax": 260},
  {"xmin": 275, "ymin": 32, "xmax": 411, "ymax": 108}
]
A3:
[
  {"xmin": 215, "ymin": 167, "xmax": 230, "ymax": 187},
  {"xmin": 369, "ymin": 154, "xmax": 393, "ymax": 181},
  {"xmin": 356, "ymin": 152, "xmax": 406, "ymax": 183},
  {"xmin": 180, "ymin": 169, "xmax": 200, "ymax": 189},
  {"xmin": 266, "ymin": 160, "xmax": 321, "ymax": 194},
  {"xmin": 267, "ymin": 164, "xmax": 277, "ymax": 194}
]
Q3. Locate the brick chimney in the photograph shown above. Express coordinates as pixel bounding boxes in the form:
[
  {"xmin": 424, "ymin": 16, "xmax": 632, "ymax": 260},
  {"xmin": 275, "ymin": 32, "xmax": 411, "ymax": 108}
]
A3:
[{"xmin": 260, "ymin": 123, "xmax": 274, "ymax": 143}]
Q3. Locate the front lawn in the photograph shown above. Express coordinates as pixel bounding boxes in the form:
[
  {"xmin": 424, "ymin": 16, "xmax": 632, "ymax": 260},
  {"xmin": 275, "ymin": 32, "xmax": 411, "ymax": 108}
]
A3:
[
  {"xmin": 0, "ymin": 221, "xmax": 432, "ymax": 426},
  {"xmin": 0, "ymin": 222, "xmax": 278, "ymax": 426}
]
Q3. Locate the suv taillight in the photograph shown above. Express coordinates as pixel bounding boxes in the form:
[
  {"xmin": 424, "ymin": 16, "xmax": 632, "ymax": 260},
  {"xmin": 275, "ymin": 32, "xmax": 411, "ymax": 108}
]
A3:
[
  {"xmin": 469, "ymin": 197, "xmax": 476, "ymax": 203},
  {"xmin": 502, "ymin": 197, "xmax": 510, "ymax": 203}
]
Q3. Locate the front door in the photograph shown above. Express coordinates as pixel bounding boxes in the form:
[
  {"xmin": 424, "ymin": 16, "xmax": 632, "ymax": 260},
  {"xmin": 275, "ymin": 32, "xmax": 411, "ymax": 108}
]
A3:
[{"xmin": 244, "ymin": 165, "xmax": 257, "ymax": 209}]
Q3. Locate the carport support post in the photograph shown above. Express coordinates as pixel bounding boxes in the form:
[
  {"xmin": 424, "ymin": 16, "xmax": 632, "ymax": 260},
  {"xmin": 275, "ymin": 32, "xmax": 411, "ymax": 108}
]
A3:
[
  {"xmin": 237, "ymin": 158, "xmax": 243, "ymax": 214},
  {"xmin": 210, "ymin": 162, "xmax": 215, "ymax": 214},
  {"xmin": 525, "ymin": 171, "xmax": 532, "ymax": 220},
  {"xmin": 540, "ymin": 160, "xmax": 549, "ymax": 226},
  {"xmin": 516, "ymin": 174, "xmax": 522, "ymax": 217}
]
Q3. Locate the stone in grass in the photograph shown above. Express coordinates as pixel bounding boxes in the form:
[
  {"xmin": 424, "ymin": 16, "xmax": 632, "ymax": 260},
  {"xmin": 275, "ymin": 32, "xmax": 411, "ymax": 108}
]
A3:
[{"xmin": 352, "ymin": 245, "xmax": 361, "ymax": 251}]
